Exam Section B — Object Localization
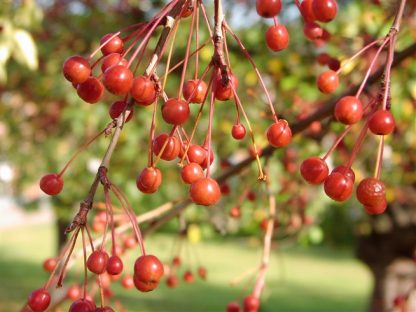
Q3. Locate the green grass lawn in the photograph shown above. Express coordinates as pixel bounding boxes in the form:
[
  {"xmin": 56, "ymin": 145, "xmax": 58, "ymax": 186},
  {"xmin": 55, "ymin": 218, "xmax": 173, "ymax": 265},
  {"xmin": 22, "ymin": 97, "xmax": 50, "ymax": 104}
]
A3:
[{"xmin": 0, "ymin": 224, "xmax": 371, "ymax": 312}]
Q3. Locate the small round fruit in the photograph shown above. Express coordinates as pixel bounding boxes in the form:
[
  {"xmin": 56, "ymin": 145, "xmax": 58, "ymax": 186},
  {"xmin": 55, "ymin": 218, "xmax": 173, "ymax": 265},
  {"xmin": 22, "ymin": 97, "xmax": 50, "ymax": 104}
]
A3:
[
  {"xmin": 368, "ymin": 110, "xmax": 395, "ymax": 135},
  {"xmin": 226, "ymin": 302, "xmax": 241, "ymax": 312},
  {"xmin": 332, "ymin": 165, "xmax": 355, "ymax": 183},
  {"xmin": 69, "ymin": 299, "xmax": 96, "ymax": 312},
  {"xmin": 101, "ymin": 53, "xmax": 128, "ymax": 73},
  {"xmin": 300, "ymin": 0, "xmax": 316, "ymax": 22},
  {"xmin": 77, "ymin": 77, "xmax": 105, "ymax": 104},
  {"xmin": 166, "ymin": 275, "xmax": 179, "ymax": 288},
  {"xmin": 213, "ymin": 72, "xmax": 238, "ymax": 101},
  {"xmin": 153, "ymin": 133, "xmax": 181, "ymax": 161},
  {"xmin": 181, "ymin": 163, "xmax": 204, "ymax": 184},
  {"xmin": 266, "ymin": 120, "xmax": 292, "ymax": 148},
  {"xmin": 244, "ymin": 295, "xmax": 260, "ymax": 312},
  {"xmin": 183, "ymin": 79, "xmax": 208, "ymax": 104},
  {"xmin": 265, "ymin": 24, "xmax": 289, "ymax": 52},
  {"xmin": 39, "ymin": 173, "xmax": 64, "ymax": 196},
  {"xmin": 317, "ymin": 70, "xmax": 339, "ymax": 94},
  {"xmin": 183, "ymin": 270, "xmax": 194, "ymax": 283},
  {"xmin": 103, "ymin": 65, "xmax": 133, "ymax": 95},
  {"xmin": 100, "ymin": 33, "xmax": 124, "ymax": 55},
  {"xmin": 27, "ymin": 288, "xmax": 51, "ymax": 312},
  {"xmin": 162, "ymin": 98, "xmax": 190, "ymax": 125},
  {"xmin": 172, "ymin": 256, "xmax": 181, "ymax": 267},
  {"xmin": 42, "ymin": 258, "xmax": 57, "ymax": 273},
  {"xmin": 190, "ymin": 178, "xmax": 221, "ymax": 206},
  {"xmin": 186, "ymin": 144, "xmax": 206, "ymax": 165},
  {"xmin": 303, "ymin": 22, "xmax": 323, "ymax": 40},
  {"xmin": 256, "ymin": 0, "xmax": 282, "ymax": 18},
  {"xmin": 230, "ymin": 206, "xmax": 241, "ymax": 218},
  {"xmin": 121, "ymin": 275, "xmax": 135, "ymax": 289},
  {"xmin": 136, "ymin": 167, "xmax": 162, "ymax": 194},
  {"xmin": 198, "ymin": 266, "xmax": 207, "ymax": 280},
  {"xmin": 63, "ymin": 56, "xmax": 91, "ymax": 84},
  {"xmin": 334, "ymin": 96, "xmax": 363, "ymax": 125},
  {"xmin": 109, "ymin": 101, "xmax": 133, "ymax": 122},
  {"xmin": 107, "ymin": 255, "xmax": 123, "ymax": 275},
  {"xmin": 66, "ymin": 285, "xmax": 81, "ymax": 300},
  {"xmin": 133, "ymin": 255, "xmax": 164, "ymax": 292},
  {"xmin": 131, "ymin": 76, "xmax": 157, "ymax": 106},
  {"xmin": 87, "ymin": 250, "xmax": 109, "ymax": 274},
  {"xmin": 300, "ymin": 157, "xmax": 329, "ymax": 184},
  {"xmin": 312, "ymin": 0, "xmax": 338, "ymax": 22},
  {"xmin": 232, "ymin": 124, "xmax": 246, "ymax": 140},
  {"xmin": 324, "ymin": 172, "xmax": 354, "ymax": 202},
  {"xmin": 356, "ymin": 178, "xmax": 386, "ymax": 207}
]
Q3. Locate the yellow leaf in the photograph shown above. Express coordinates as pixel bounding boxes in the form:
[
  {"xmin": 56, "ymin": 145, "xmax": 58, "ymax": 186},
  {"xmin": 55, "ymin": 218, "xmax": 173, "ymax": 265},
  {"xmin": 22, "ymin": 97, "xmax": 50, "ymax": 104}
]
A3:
[{"xmin": 12, "ymin": 29, "xmax": 38, "ymax": 70}]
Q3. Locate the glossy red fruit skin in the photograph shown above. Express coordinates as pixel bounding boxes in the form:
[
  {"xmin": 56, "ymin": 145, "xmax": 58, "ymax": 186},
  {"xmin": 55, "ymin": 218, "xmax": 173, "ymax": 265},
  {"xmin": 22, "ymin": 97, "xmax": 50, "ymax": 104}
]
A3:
[
  {"xmin": 77, "ymin": 77, "xmax": 104, "ymax": 104},
  {"xmin": 103, "ymin": 65, "xmax": 133, "ymax": 95},
  {"xmin": 109, "ymin": 101, "xmax": 133, "ymax": 122},
  {"xmin": 312, "ymin": 0, "xmax": 338, "ymax": 23},
  {"xmin": 332, "ymin": 165, "xmax": 355, "ymax": 183},
  {"xmin": 100, "ymin": 33, "xmax": 124, "ymax": 55},
  {"xmin": 256, "ymin": 0, "xmax": 282, "ymax": 18},
  {"xmin": 265, "ymin": 24, "xmax": 289, "ymax": 52},
  {"xmin": 153, "ymin": 134, "xmax": 181, "ymax": 161},
  {"xmin": 356, "ymin": 178, "xmax": 386, "ymax": 207},
  {"xmin": 134, "ymin": 255, "xmax": 164, "ymax": 292},
  {"xmin": 162, "ymin": 98, "xmax": 190, "ymax": 125},
  {"xmin": 300, "ymin": 0, "xmax": 316, "ymax": 22},
  {"xmin": 300, "ymin": 157, "xmax": 329, "ymax": 184},
  {"xmin": 368, "ymin": 110, "xmax": 395, "ymax": 135},
  {"xmin": 87, "ymin": 250, "xmax": 109, "ymax": 274},
  {"xmin": 101, "ymin": 53, "xmax": 128, "ymax": 73},
  {"xmin": 243, "ymin": 295, "xmax": 260, "ymax": 312},
  {"xmin": 183, "ymin": 79, "xmax": 208, "ymax": 104},
  {"xmin": 232, "ymin": 124, "xmax": 246, "ymax": 140},
  {"xmin": 183, "ymin": 270, "xmax": 194, "ymax": 283},
  {"xmin": 40, "ymin": 173, "xmax": 64, "ymax": 195},
  {"xmin": 266, "ymin": 120, "xmax": 292, "ymax": 148},
  {"xmin": 42, "ymin": 258, "xmax": 57, "ymax": 272},
  {"xmin": 136, "ymin": 167, "xmax": 162, "ymax": 194},
  {"xmin": 28, "ymin": 288, "xmax": 51, "ymax": 312},
  {"xmin": 166, "ymin": 275, "xmax": 179, "ymax": 288},
  {"xmin": 181, "ymin": 163, "xmax": 204, "ymax": 184},
  {"xmin": 187, "ymin": 145, "xmax": 206, "ymax": 164},
  {"xmin": 364, "ymin": 200, "xmax": 387, "ymax": 215},
  {"xmin": 121, "ymin": 275, "xmax": 135, "ymax": 289},
  {"xmin": 303, "ymin": 22, "xmax": 323, "ymax": 40},
  {"xmin": 227, "ymin": 302, "xmax": 241, "ymax": 312},
  {"xmin": 324, "ymin": 172, "xmax": 354, "ymax": 202},
  {"xmin": 317, "ymin": 70, "xmax": 339, "ymax": 94},
  {"xmin": 107, "ymin": 255, "xmax": 123, "ymax": 275},
  {"xmin": 334, "ymin": 96, "xmax": 363, "ymax": 125},
  {"xmin": 63, "ymin": 56, "xmax": 91, "ymax": 84},
  {"xmin": 131, "ymin": 76, "xmax": 157, "ymax": 106},
  {"xmin": 213, "ymin": 73, "xmax": 238, "ymax": 101},
  {"xmin": 69, "ymin": 299, "xmax": 96, "ymax": 312},
  {"xmin": 190, "ymin": 178, "xmax": 221, "ymax": 206}
]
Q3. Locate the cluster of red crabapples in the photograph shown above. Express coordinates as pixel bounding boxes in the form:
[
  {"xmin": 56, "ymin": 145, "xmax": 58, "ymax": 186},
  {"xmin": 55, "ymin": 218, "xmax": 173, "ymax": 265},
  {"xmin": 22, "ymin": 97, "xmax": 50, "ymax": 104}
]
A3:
[
  {"xmin": 300, "ymin": 24, "xmax": 399, "ymax": 215},
  {"xmin": 256, "ymin": 0, "xmax": 338, "ymax": 53},
  {"xmin": 40, "ymin": 0, "xmax": 292, "ymax": 208}
]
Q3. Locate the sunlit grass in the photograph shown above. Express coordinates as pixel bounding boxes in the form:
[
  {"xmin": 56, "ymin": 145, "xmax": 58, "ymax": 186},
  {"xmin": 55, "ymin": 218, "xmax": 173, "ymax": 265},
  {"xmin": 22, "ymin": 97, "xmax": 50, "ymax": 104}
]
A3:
[{"xmin": 0, "ymin": 224, "xmax": 371, "ymax": 311}]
